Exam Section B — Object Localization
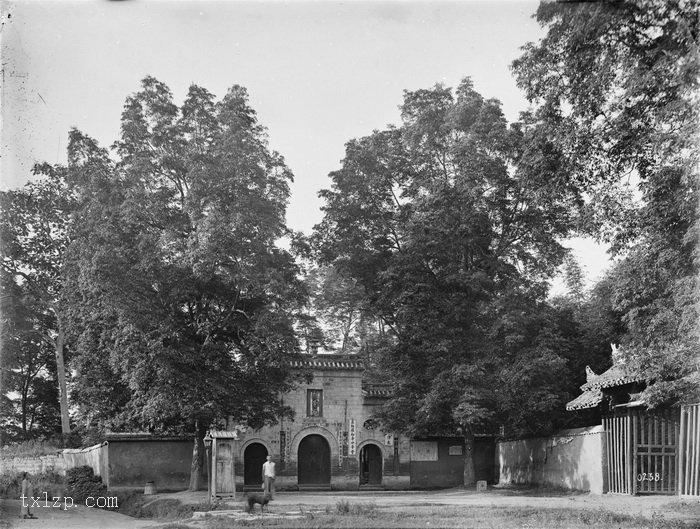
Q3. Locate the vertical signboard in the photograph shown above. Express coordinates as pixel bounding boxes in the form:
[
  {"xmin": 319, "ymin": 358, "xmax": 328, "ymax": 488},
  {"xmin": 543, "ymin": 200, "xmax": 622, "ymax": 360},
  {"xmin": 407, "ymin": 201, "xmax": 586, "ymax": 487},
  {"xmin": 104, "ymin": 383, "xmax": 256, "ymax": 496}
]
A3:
[{"xmin": 349, "ymin": 419, "xmax": 357, "ymax": 456}]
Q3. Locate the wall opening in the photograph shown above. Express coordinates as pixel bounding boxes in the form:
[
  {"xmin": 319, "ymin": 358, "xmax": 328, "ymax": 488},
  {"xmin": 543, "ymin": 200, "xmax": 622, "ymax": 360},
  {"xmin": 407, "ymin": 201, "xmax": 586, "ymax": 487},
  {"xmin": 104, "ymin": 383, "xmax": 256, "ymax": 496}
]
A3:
[
  {"xmin": 243, "ymin": 442, "xmax": 268, "ymax": 487},
  {"xmin": 298, "ymin": 434, "xmax": 330, "ymax": 485},
  {"xmin": 359, "ymin": 443, "xmax": 383, "ymax": 485}
]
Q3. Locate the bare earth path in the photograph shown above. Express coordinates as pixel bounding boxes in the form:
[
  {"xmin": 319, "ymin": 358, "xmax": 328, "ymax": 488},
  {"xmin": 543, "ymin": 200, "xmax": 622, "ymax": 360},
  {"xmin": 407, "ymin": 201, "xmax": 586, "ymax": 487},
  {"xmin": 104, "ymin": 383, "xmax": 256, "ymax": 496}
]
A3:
[
  {"xmin": 1, "ymin": 489, "xmax": 698, "ymax": 528},
  {"xmin": 0, "ymin": 499, "xmax": 159, "ymax": 529}
]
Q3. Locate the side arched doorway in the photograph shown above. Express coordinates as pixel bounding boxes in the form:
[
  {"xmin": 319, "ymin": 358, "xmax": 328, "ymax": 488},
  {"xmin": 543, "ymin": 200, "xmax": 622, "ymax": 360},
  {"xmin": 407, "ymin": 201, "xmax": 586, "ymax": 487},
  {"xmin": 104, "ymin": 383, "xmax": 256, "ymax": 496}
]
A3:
[
  {"xmin": 244, "ymin": 443, "xmax": 268, "ymax": 488},
  {"xmin": 359, "ymin": 444, "xmax": 383, "ymax": 485},
  {"xmin": 298, "ymin": 434, "xmax": 331, "ymax": 485}
]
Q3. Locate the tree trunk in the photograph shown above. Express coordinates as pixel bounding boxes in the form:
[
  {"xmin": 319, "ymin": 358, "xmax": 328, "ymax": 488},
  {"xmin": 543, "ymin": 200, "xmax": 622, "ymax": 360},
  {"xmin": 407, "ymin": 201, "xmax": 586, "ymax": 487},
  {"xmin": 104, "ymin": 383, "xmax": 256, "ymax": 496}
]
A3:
[
  {"xmin": 463, "ymin": 430, "xmax": 476, "ymax": 487},
  {"xmin": 21, "ymin": 379, "xmax": 29, "ymax": 438},
  {"xmin": 55, "ymin": 328, "xmax": 71, "ymax": 434},
  {"xmin": 188, "ymin": 421, "xmax": 206, "ymax": 491}
]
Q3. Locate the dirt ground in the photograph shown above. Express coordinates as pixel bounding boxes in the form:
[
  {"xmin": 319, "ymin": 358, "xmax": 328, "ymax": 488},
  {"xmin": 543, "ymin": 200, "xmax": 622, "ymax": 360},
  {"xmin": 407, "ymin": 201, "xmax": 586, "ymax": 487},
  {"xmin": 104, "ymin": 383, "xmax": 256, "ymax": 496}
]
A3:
[
  {"xmin": 162, "ymin": 487, "xmax": 700, "ymax": 522},
  {"xmin": 0, "ymin": 499, "xmax": 159, "ymax": 529},
  {"xmin": 1, "ymin": 488, "xmax": 698, "ymax": 528}
]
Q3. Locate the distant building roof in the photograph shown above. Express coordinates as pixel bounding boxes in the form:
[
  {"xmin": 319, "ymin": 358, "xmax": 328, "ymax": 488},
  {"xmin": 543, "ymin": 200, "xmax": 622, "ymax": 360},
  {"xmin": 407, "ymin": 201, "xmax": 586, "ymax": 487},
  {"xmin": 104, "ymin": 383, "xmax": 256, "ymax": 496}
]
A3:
[
  {"xmin": 566, "ymin": 388, "xmax": 603, "ymax": 411},
  {"xmin": 104, "ymin": 433, "xmax": 192, "ymax": 442},
  {"xmin": 289, "ymin": 354, "xmax": 365, "ymax": 370},
  {"xmin": 362, "ymin": 384, "xmax": 393, "ymax": 398},
  {"xmin": 566, "ymin": 361, "xmax": 645, "ymax": 412},
  {"xmin": 580, "ymin": 364, "xmax": 644, "ymax": 392}
]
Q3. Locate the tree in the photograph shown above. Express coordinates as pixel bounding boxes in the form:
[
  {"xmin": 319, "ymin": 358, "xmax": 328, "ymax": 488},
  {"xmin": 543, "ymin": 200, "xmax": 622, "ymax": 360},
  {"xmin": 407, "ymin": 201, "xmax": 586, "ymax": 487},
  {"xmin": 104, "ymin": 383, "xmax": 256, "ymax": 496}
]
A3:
[
  {"xmin": 304, "ymin": 265, "xmax": 367, "ymax": 353},
  {"xmin": 0, "ymin": 276, "xmax": 61, "ymax": 441},
  {"xmin": 313, "ymin": 79, "xmax": 587, "ymax": 481},
  {"xmin": 513, "ymin": 0, "xmax": 700, "ymax": 405},
  {"xmin": 60, "ymin": 78, "xmax": 306, "ymax": 489},
  {"xmin": 0, "ymin": 166, "xmax": 75, "ymax": 440}
]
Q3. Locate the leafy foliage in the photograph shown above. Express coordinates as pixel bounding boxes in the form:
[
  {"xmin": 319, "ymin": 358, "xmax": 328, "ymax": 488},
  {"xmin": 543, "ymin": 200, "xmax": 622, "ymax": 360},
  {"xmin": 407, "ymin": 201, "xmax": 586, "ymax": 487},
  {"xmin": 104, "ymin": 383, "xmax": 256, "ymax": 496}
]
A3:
[
  {"xmin": 0, "ymin": 469, "xmax": 64, "ymax": 500},
  {"xmin": 41, "ymin": 78, "xmax": 308, "ymax": 489},
  {"xmin": 61, "ymin": 78, "xmax": 306, "ymax": 435},
  {"xmin": 65, "ymin": 466, "xmax": 107, "ymax": 504},
  {"xmin": 0, "ymin": 167, "xmax": 74, "ymax": 442},
  {"xmin": 313, "ymin": 79, "xmax": 591, "ymax": 439},
  {"xmin": 513, "ymin": 0, "xmax": 700, "ymax": 405}
]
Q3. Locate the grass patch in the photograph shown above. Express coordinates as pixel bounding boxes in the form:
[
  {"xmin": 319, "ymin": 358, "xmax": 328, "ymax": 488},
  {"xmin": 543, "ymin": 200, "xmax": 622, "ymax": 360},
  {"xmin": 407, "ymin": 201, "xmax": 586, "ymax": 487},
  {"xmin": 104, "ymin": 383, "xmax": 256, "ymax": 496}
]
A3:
[
  {"xmin": 0, "ymin": 469, "xmax": 64, "ymax": 499},
  {"xmin": 0, "ymin": 440, "xmax": 62, "ymax": 458},
  {"xmin": 115, "ymin": 492, "xmax": 223, "ymax": 520},
  {"xmin": 333, "ymin": 500, "xmax": 377, "ymax": 516},
  {"xmin": 199, "ymin": 504, "xmax": 700, "ymax": 529}
]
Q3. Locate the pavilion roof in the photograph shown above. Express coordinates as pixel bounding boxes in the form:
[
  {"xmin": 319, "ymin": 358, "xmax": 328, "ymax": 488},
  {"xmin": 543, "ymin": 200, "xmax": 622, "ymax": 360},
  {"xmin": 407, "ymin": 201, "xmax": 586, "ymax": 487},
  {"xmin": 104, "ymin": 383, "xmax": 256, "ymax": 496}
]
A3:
[{"xmin": 566, "ymin": 363, "xmax": 645, "ymax": 411}]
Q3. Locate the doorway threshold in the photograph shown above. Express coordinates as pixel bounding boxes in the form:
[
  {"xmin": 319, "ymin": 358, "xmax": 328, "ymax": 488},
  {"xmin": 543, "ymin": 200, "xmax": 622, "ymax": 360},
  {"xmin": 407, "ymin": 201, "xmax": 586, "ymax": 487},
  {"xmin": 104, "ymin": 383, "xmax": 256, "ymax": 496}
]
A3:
[{"xmin": 297, "ymin": 484, "xmax": 332, "ymax": 491}]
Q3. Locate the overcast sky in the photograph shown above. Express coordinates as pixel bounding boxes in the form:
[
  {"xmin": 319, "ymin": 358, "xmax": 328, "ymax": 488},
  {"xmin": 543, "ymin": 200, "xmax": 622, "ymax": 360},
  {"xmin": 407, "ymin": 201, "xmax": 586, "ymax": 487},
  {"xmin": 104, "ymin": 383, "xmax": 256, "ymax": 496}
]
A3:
[{"xmin": 1, "ymin": 0, "xmax": 610, "ymax": 289}]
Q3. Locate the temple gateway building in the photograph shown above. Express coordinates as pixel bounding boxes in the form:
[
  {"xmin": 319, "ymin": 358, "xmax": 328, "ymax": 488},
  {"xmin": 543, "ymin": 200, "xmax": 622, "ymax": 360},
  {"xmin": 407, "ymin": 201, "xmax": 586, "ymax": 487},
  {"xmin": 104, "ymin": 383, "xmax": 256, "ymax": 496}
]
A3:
[{"xmin": 208, "ymin": 355, "xmax": 495, "ymax": 492}]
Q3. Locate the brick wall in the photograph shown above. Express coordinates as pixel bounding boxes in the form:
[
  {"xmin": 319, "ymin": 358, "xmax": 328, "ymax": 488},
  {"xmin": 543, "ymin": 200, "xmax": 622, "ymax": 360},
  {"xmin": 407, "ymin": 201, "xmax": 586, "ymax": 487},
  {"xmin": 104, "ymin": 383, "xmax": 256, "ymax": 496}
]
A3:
[{"xmin": 0, "ymin": 454, "xmax": 66, "ymax": 475}]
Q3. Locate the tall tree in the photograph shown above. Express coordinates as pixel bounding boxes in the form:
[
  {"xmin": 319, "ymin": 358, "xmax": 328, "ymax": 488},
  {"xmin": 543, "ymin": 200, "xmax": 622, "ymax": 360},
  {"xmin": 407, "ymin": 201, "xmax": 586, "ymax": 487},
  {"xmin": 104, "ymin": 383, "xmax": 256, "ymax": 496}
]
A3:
[
  {"xmin": 513, "ymin": 0, "xmax": 700, "ymax": 405},
  {"xmin": 304, "ymin": 265, "xmax": 367, "ymax": 353},
  {"xmin": 61, "ymin": 78, "xmax": 306, "ymax": 489},
  {"xmin": 314, "ymin": 79, "xmax": 585, "ymax": 481},
  {"xmin": 0, "ymin": 276, "xmax": 61, "ymax": 441},
  {"xmin": 0, "ymin": 166, "xmax": 75, "ymax": 439}
]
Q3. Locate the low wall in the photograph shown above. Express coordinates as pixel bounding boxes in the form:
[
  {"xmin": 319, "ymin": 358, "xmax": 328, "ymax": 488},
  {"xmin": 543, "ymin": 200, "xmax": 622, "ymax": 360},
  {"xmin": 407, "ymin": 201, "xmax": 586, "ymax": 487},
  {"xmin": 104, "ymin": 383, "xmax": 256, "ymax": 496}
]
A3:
[
  {"xmin": 0, "ymin": 443, "xmax": 107, "ymax": 480},
  {"xmin": 62, "ymin": 443, "xmax": 109, "ymax": 484},
  {"xmin": 496, "ymin": 425, "xmax": 606, "ymax": 494},
  {"xmin": 108, "ymin": 439, "xmax": 192, "ymax": 490},
  {"xmin": 409, "ymin": 438, "xmax": 465, "ymax": 488},
  {"xmin": 0, "ymin": 454, "xmax": 66, "ymax": 475}
]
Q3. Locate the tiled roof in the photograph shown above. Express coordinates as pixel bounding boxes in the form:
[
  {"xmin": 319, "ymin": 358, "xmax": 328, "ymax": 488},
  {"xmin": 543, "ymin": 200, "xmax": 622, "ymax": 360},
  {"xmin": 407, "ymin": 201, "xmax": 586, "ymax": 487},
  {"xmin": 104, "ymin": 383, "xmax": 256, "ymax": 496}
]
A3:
[
  {"xmin": 566, "ymin": 388, "xmax": 603, "ymax": 411},
  {"xmin": 104, "ymin": 433, "xmax": 191, "ymax": 442},
  {"xmin": 208, "ymin": 430, "xmax": 242, "ymax": 439},
  {"xmin": 580, "ymin": 364, "xmax": 643, "ymax": 391},
  {"xmin": 289, "ymin": 355, "xmax": 365, "ymax": 370},
  {"xmin": 362, "ymin": 384, "xmax": 393, "ymax": 398},
  {"xmin": 566, "ymin": 363, "xmax": 645, "ymax": 411}
]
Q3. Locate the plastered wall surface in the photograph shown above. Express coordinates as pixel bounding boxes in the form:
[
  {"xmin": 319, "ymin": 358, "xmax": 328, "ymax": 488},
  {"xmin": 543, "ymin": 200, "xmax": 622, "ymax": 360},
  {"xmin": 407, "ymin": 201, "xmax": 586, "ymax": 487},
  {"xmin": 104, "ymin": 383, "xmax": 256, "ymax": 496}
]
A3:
[
  {"xmin": 0, "ymin": 443, "xmax": 107, "ymax": 482},
  {"xmin": 497, "ymin": 425, "xmax": 606, "ymax": 494}
]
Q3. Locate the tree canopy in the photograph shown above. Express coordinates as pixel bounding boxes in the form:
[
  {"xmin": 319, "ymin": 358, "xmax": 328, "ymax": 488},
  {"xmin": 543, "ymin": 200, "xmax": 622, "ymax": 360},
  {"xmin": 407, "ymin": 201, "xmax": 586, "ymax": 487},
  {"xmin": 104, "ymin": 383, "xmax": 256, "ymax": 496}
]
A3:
[
  {"xmin": 63, "ymin": 79, "xmax": 306, "ymax": 438},
  {"xmin": 513, "ymin": 0, "xmax": 699, "ymax": 406},
  {"xmin": 0, "ymin": 166, "xmax": 75, "ymax": 442},
  {"xmin": 0, "ymin": 77, "xmax": 308, "ymax": 488},
  {"xmin": 313, "ymin": 79, "xmax": 594, "ymax": 444}
]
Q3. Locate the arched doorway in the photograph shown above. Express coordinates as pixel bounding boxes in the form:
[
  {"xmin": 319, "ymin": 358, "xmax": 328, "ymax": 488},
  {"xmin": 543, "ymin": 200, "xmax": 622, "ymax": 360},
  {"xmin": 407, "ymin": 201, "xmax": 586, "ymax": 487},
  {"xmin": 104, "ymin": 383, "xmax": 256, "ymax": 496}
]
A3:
[
  {"xmin": 359, "ymin": 444, "xmax": 383, "ymax": 485},
  {"xmin": 244, "ymin": 443, "xmax": 268, "ymax": 488},
  {"xmin": 298, "ymin": 434, "xmax": 331, "ymax": 485}
]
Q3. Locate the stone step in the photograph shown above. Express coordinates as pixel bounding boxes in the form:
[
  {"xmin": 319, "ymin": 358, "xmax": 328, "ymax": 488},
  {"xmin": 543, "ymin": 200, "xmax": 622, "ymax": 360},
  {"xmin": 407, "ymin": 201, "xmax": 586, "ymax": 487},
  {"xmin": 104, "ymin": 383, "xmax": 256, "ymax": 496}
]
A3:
[{"xmin": 297, "ymin": 484, "xmax": 332, "ymax": 491}]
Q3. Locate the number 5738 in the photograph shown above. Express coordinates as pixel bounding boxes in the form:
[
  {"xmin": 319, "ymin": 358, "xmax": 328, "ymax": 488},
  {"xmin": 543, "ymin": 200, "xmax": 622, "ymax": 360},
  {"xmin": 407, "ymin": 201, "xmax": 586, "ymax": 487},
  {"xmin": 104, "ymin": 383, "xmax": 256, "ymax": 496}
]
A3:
[{"xmin": 637, "ymin": 472, "xmax": 661, "ymax": 482}]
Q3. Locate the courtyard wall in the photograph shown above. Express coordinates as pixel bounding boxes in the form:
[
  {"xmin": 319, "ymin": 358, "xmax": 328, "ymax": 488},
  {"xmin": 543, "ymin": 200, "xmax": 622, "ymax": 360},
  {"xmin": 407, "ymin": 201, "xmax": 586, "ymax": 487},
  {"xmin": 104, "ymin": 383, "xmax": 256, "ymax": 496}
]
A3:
[
  {"xmin": 496, "ymin": 425, "xmax": 606, "ymax": 494},
  {"xmin": 0, "ymin": 442, "xmax": 107, "ymax": 480}
]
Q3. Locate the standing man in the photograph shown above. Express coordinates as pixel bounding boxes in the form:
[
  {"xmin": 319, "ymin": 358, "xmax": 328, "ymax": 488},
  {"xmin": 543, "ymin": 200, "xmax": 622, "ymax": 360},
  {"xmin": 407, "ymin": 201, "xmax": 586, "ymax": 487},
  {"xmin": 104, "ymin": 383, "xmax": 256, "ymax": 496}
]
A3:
[
  {"xmin": 262, "ymin": 455, "xmax": 276, "ymax": 499},
  {"xmin": 20, "ymin": 472, "xmax": 37, "ymax": 519}
]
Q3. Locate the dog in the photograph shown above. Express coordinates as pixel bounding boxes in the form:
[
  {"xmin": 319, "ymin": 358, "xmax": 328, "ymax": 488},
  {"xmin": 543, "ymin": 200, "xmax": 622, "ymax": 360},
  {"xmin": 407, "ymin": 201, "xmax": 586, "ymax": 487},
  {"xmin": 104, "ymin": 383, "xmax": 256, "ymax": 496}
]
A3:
[{"xmin": 245, "ymin": 492, "xmax": 271, "ymax": 514}]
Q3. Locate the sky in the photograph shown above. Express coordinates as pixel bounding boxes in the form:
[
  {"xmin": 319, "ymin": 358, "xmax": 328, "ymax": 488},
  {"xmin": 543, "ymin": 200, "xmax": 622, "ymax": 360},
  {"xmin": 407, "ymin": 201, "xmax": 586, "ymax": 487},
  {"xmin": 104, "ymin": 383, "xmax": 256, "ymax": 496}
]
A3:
[{"xmin": 0, "ymin": 0, "xmax": 611, "ymax": 290}]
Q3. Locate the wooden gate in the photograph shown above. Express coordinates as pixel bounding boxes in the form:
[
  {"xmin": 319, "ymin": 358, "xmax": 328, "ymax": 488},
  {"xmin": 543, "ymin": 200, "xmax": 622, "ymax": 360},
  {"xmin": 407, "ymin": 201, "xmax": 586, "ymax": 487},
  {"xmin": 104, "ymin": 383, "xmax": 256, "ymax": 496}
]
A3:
[
  {"xmin": 679, "ymin": 403, "xmax": 700, "ymax": 496},
  {"xmin": 604, "ymin": 413, "xmax": 632, "ymax": 493},
  {"xmin": 633, "ymin": 409, "xmax": 679, "ymax": 494},
  {"xmin": 604, "ymin": 409, "xmax": 680, "ymax": 495}
]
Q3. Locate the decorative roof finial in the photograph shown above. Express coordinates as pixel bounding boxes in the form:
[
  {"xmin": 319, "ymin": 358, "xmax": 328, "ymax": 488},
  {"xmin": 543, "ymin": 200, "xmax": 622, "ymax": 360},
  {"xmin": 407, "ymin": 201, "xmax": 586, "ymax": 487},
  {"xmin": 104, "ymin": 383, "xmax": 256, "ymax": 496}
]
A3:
[
  {"xmin": 585, "ymin": 365, "xmax": 597, "ymax": 381},
  {"xmin": 611, "ymin": 343, "xmax": 624, "ymax": 364}
]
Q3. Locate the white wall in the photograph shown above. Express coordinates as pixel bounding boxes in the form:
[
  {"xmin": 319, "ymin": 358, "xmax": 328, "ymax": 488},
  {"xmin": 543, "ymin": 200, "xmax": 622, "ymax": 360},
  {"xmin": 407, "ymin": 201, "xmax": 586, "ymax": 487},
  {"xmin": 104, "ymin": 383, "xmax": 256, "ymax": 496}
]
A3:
[{"xmin": 497, "ymin": 425, "xmax": 606, "ymax": 494}]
